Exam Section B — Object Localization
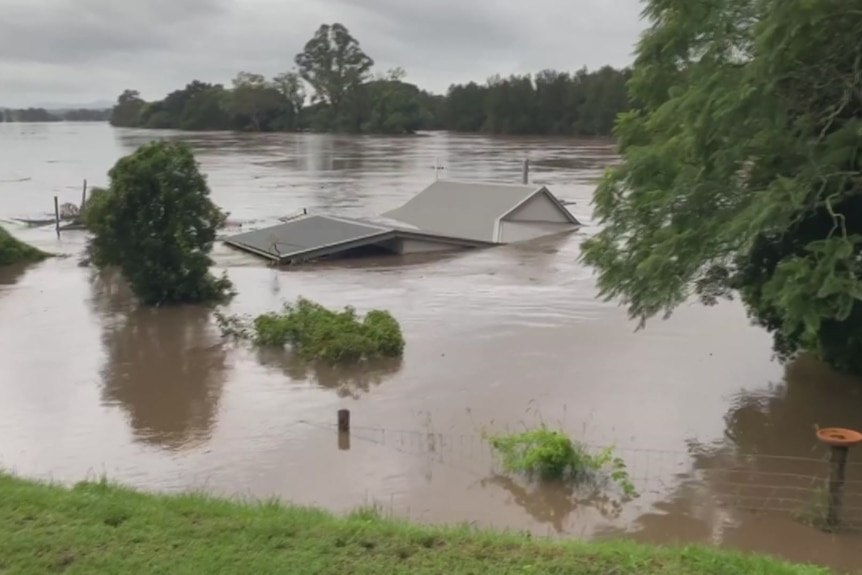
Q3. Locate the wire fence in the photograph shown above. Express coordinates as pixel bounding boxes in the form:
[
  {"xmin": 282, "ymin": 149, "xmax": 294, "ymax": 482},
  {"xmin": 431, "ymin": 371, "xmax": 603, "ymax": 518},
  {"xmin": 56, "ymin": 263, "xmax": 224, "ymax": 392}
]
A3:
[{"xmin": 299, "ymin": 417, "xmax": 862, "ymax": 531}]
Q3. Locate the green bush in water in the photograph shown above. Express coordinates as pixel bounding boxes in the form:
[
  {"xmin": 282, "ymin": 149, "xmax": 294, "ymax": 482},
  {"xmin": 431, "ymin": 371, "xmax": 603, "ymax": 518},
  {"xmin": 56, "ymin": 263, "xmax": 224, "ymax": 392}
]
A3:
[
  {"xmin": 485, "ymin": 425, "xmax": 638, "ymax": 499},
  {"xmin": 216, "ymin": 297, "xmax": 405, "ymax": 364},
  {"xmin": 0, "ymin": 225, "xmax": 50, "ymax": 266}
]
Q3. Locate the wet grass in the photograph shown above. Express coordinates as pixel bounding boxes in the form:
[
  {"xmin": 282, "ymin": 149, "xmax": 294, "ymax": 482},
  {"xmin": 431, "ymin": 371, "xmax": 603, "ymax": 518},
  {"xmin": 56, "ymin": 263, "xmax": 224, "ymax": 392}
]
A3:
[
  {"xmin": 0, "ymin": 225, "xmax": 50, "ymax": 266},
  {"xmin": 0, "ymin": 473, "xmax": 829, "ymax": 574}
]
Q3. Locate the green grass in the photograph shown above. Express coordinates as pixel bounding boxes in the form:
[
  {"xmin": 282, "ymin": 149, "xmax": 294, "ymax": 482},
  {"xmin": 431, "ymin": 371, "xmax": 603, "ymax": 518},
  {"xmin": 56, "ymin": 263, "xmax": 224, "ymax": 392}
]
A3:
[
  {"xmin": 0, "ymin": 473, "xmax": 829, "ymax": 574},
  {"xmin": 0, "ymin": 225, "xmax": 51, "ymax": 266}
]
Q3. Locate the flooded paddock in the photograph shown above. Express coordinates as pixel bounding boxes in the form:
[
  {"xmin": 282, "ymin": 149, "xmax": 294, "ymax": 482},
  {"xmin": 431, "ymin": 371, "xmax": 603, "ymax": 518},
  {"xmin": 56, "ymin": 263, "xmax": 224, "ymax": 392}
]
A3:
[{"xmin": 1, "ymin": 123, "xmax": 861, "ymax": 571}]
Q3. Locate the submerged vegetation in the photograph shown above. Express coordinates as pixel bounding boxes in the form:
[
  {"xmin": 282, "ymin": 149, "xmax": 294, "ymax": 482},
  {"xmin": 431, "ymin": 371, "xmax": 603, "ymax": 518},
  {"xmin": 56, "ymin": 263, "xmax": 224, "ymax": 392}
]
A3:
[
  {"xmin": 83, "ymin": 141, "xmax": 233, "ymax": 306},
  {"xmin": 216, "ymin": 297, "xmax": 405, "ymax": 364},
  {"xmin": 0, "ymin": 225, "xmax": 50, "ymax": 266},
  {"xmin": 485, "ymin": 426, "xmax": 638, "ymax": 499},
  {"xmin": 0, "ymin": 472, "xmax": 826, "ymax": 574},
  {"xmin": 110, "ymin": 22, "xmax": 629, "ymax": 136}
]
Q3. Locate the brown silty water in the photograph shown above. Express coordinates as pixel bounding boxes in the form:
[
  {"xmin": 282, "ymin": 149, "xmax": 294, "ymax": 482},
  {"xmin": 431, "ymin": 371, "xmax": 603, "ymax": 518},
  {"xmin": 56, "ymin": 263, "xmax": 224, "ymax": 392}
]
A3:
[{"xmin": 1, "ymin": 123, "xmax": 862, "ymax": 571}]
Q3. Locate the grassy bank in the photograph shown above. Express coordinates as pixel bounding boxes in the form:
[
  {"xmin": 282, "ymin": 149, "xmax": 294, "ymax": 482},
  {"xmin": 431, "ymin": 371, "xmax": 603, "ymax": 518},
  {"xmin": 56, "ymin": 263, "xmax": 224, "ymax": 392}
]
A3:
[
  {"xmin": 0, "ymin": 474, "xmax": 828, "ymax": 574},
  {"xmin": 0, "ymin": 225, "xmax": 50, "ymax": 266}
]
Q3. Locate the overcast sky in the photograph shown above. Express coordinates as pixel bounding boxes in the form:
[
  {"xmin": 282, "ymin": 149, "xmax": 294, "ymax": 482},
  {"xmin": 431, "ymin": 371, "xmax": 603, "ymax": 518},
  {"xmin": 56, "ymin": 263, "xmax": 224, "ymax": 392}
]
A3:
[{"xmin": 0, "ymin": 0, "xmax": 645, "ymax": 108}]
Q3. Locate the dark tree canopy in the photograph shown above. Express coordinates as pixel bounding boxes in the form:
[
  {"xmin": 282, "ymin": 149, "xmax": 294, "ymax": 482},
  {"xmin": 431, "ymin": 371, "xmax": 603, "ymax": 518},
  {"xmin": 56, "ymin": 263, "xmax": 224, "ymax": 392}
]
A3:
[
  {"xmin": 580, "ymin": 0, "xmax": 862, "ymax": 374},
  {"xmin": 84, "ymin": 141, "xmax": 233, "ymax": 306},
  {"xmin": 106, "ymin": 23, "xmax": 630, "ymax": 136}
]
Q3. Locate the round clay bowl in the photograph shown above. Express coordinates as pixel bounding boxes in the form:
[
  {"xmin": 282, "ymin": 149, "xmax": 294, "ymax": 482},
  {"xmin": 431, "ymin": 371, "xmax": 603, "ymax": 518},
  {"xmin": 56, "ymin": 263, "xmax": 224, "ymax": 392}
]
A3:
[{"xmin": 816, "ymin": 427, "xmax": 862, "ymax": 448}]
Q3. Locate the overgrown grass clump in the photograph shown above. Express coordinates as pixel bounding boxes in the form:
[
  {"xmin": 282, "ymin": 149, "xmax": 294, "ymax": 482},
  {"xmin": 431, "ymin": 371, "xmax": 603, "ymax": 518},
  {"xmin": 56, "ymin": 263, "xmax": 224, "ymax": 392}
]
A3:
[
  {"xmin": 0, "ymin": 472, "xmax": 826, "ymax": 574},
  {"xmin": 216, "ymin": 296, "xmax": 405, "ymax": 363},
  {"xmin": 0, "ymin": 225, "xmax": 50, "ymax": 266},
  {"xmin": 485, "ymin": 426, "xmax": 638, "ymax": 498}
]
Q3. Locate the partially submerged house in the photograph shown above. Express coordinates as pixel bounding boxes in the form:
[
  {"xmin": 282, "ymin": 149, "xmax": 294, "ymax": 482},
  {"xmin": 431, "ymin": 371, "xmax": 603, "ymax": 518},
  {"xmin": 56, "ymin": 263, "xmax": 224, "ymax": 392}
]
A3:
[
  {"xmin": 223, "ymin": 180, "xmax": 581, "ymax": 265},
  {"xmin": 381, "ymin": 180, "xmax": 580, "ymax": 244}
]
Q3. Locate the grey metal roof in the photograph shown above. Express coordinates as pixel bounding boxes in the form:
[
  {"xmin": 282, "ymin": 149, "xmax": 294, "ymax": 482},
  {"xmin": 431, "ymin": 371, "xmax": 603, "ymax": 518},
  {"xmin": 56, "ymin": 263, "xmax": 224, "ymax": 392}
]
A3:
[
  {"xmin": 223, "ymin": 213, "xmax": 493, "ymax": 264},
  {"xmin": 224, "ymin": 215, "xmax": 390, "ymax": 262},
  {"xmin": 380, "ymin": 180, "xmax": 565, "ymax": 243}
]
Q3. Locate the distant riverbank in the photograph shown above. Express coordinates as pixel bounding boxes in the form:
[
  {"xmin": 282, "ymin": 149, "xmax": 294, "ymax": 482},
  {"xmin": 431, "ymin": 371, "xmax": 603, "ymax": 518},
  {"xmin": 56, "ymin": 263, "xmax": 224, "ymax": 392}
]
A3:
[
  {"xmin": 0, "ymin": 108, "xmax": 110, "ymax": 123},
  {"xmin": 0, "ymin": 472, "xmax": 827, "ymax": 574}
]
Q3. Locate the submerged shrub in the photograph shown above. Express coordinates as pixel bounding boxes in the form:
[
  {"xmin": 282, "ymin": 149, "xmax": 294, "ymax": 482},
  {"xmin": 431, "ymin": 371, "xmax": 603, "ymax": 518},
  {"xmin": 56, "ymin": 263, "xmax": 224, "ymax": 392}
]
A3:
[
  {"xmin": 215, "ymin": 297, "xmax": 405, "ymax": 364},
  {"xmin": 485, "ymin": 426, "xmax": 637, "ymax": 498}
]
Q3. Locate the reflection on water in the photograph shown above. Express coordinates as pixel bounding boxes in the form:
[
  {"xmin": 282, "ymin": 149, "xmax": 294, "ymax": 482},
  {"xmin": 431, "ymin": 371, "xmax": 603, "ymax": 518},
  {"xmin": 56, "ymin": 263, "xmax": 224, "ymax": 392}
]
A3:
[
  {"xmin": 0, "ymin": 262, "xmax": 34, "ymax": 287},
  {"xmin": 480, "ymin": 474, "xmax": 625, "ymax": 533},
  {"xmin": 722, "ymin": 355, "xmax": 862, "ymax": 456},
  {"xmin": 255, "ymin": 348, "xmax": 403, "ymax": 399},
  {"xmin": 595, "ymin": 356, "xmax": 862, "ymax": 571},
  {"xmin": 2, "ymin": 124, "xmax": 862, "ymax": 570},
  {"xmin": 91, "ymin": 271, "xmax": 227, "ymax": 451}
]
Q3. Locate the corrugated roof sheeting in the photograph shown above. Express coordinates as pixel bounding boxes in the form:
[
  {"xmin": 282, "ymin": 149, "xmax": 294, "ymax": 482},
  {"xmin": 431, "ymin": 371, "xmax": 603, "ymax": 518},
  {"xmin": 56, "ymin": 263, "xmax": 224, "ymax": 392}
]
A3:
[
  {"xmin": 381, "ymin": 180, "xmax": 545, "ymax": 242},
  {"xmin": 223, "ymin": 215, "xmax": 390, "ymax": 261}
]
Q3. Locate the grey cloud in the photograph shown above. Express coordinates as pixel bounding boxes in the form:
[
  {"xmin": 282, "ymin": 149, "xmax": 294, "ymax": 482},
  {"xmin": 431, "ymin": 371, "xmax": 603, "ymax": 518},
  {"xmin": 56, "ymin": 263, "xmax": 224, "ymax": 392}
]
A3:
[
  {"xmin": 0, "ymin": 0, "xmax": 644, "ymax": 107},
  {"xmin": 0, "ymin": 0, "xmax": 230, "ymax": 65},
  {"xmin": 319, "ymin": 0, "xmax": 642, "ymax": 87}
]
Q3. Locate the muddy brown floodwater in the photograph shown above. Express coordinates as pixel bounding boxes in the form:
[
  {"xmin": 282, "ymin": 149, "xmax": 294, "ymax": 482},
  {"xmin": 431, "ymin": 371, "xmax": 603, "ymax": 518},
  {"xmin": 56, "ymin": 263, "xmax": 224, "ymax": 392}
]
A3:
[{"xmin": 2, "ymin": 123, "xmax": 862, "ymax": 571}]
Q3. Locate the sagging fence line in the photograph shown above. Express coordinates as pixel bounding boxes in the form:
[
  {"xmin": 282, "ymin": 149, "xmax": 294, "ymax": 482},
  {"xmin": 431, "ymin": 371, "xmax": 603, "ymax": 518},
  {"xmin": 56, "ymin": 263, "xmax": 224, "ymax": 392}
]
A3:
[{"xmin": 296, "ymin": 411, "xmax": 862, "ymax": 532}]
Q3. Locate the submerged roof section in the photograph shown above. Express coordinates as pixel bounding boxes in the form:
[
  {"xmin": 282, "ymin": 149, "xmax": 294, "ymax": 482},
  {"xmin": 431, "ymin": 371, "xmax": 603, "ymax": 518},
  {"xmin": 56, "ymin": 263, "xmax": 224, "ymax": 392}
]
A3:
[
  {"xmin": 380, "ymin": 180, "xmax": 580, "ymax": 243},
  {"xmin": 223, "ymin": 214, "xmax": 492, "ymax": 264},
  {"xmin": 224, "ymin": 215, "xmax": 388, "ymax": 261}
]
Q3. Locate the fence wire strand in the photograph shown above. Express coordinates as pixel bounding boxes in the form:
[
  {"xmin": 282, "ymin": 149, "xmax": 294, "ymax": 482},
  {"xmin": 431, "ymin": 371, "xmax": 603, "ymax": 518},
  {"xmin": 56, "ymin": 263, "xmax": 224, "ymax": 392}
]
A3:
[{"xmin": 298, "ymin": 419, "xmax": 862, "ymax": 529}]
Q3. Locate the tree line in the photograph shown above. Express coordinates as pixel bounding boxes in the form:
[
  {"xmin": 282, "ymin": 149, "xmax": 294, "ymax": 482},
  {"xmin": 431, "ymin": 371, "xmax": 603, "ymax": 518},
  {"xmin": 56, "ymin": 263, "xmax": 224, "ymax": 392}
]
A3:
[
  {"xmin": 109, "ymin": 23, "xmax": 630, "ymax": 136},
  {"xmin": 0, "ymin": 108, "xmax": 111, "ymax": 122}
]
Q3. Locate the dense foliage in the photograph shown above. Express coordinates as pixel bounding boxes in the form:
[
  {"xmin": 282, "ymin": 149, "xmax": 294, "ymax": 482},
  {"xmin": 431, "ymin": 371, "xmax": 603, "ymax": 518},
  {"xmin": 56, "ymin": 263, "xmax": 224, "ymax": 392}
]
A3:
[
  {"xmin": 83, "ymin": 141, "xmax": 232, "ymax": 306},
  {"xmin": 0, "ymin": 107, "xmax": 110, "ymax": 122},
  {"xmin": 215, "ymin": 297, "xmax": 405, "ymax": 364},
  {"xmin": 0, "ymin": 225, "xmax": 50, "ymax": 266},
  {"xmin": 110, "ymin": 22, "xmax": 630, "ymax": 136},
  {"xmin": 580, "ymin": 0, "xmax": 862, "ymax": 374}
]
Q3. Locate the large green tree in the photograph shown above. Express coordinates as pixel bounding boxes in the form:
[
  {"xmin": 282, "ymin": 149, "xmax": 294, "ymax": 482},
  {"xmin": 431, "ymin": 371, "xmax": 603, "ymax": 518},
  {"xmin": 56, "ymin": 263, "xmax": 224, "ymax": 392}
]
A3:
[
  {"xmin": 84, "ymin": 141, "xmax": 233, "ymax": 306},
  {"xmin": 580, "ymin": 0, "xmax": 862, "ymax": 373},
  {"xmin": 294, "ymin": 23, "xmax": 374, "ymax": 129},
  {"xmin": 110, "ymin": 90, "xmax": 146, "ymax": 127},
  {"xmin": 227, "ymin": 72, "xmax": 285, "ymax": 131},
  {"xmin": 272, "ymin": 70, "xmax": 306, "ymax": 128}
]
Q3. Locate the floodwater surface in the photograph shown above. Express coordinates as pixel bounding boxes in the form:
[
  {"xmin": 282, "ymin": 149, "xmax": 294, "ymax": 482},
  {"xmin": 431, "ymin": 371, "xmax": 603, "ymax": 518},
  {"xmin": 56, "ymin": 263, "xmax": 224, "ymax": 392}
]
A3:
[{"xmin": 1, "ymin": 123, "xmax": 862, "ymax": 571}]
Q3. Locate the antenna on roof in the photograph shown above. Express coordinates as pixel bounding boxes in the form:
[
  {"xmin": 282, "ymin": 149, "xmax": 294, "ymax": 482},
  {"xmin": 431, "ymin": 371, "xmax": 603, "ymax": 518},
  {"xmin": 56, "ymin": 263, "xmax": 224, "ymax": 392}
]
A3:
[
  {"xmin": 522, "ymin": 158, "xmax": 530, "ymax": 184},
  {"xmin": 431, "ymin": 157, "xmax": 445, "ymax": 180}
]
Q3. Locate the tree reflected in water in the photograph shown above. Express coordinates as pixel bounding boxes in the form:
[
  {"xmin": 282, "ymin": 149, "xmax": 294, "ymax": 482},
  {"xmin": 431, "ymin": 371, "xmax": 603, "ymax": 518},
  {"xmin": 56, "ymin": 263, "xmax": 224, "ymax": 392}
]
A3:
[
  {"xmin": 719, "ymin": 355, "xmax": 862, "ymax": 457},
  {"xmin": 480, "ymin": 474, "xmax": 624, "ymax": 533},
  {"xmin": 90, "ymin": 270, "xmax": 227, "ymax": 451},
  {"xmin": 0, "ymin": 262, "xmax": 35, "ymax": 288},
  {"xmin": 594, "ymin": 356, "xmax": 862, "ymax": 571},
  {"xmin": 254, "ymin": 347, "xmax": 402, "ymax": 399}
]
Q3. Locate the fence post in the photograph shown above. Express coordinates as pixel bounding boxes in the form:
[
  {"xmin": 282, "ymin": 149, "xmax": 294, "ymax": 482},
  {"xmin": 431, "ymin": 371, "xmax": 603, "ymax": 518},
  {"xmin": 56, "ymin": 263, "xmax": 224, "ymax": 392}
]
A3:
[
  {"xmin": 337, "ymin": 409, "xmax": 350, "ymax": 451},
  {"xmin": 53, "ymin": 196, "xmax": 60, "ymax": 237},
  {"xmin": 815, "ymin": 427, "xmax": 862, "ymax": 530},
  {"xmin": 826, "ymin": 445, "xmax": 849, "ymax": 528}
]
